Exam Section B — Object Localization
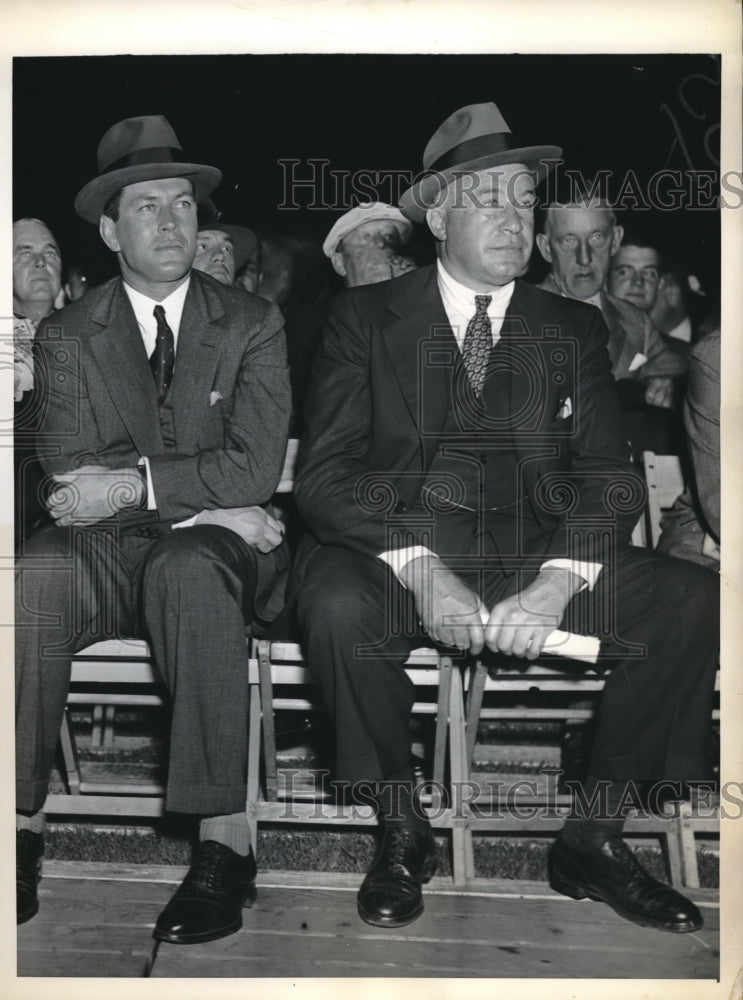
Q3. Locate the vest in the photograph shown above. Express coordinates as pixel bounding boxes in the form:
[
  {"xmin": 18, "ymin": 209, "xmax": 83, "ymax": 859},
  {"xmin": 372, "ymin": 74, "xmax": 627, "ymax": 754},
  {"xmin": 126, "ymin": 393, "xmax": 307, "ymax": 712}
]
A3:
[
  {"xmin": 417, "ymin": 336, "xmax": 547, "ymax": 570},
  {"xmin": 158, "ymin": 390, "xmax": 177, "ymax": 453}
]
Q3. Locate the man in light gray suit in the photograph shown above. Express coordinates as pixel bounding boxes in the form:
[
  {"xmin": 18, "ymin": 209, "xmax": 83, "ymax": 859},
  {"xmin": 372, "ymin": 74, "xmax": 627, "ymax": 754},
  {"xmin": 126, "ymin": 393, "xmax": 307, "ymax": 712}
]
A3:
[
  {"xmin": 15, "ymin": 115, "xmax": 291, "ymax": 944},
  {"xmin": 536, "ymin": 203, "xmax": 684, "ymax": 398},
  {"xmin": 535, "ymin": 200, "xmax": 686, "ymax": 453}
]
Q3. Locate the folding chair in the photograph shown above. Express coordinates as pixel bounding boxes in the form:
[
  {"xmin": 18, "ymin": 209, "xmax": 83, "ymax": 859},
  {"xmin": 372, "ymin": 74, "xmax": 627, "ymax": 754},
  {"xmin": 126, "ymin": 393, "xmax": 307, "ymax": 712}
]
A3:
[{"xmin": 246, "ymin": 637, "xmax": 475, "ymax": 884}]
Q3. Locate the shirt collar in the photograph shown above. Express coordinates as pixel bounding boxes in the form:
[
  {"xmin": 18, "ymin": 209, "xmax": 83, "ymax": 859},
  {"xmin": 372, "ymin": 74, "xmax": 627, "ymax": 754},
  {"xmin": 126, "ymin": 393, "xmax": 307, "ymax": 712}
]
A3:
[
  {"xmin": 123, "ymin": 275, "xmax": 191, "ymax": 336},
  {"xmin": 436, "ymin": 259, "xmax": 515, "ymax": 316}
]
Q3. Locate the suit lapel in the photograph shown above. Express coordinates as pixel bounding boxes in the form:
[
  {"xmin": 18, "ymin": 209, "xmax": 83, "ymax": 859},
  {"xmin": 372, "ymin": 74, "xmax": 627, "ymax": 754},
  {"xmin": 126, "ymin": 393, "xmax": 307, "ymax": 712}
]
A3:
[
  {"xmin": 503, "ymin": 282, "xmax": 562, "ymax": 491},
  {"xmin": 169, "ymin": 274, "xmax": 223, "ymax": 452},
  {"xmin": 381, "ymin": 265, "xmax": 458, "ymax": 458},
  {"xmin": 88, "ymin": 281, "xmax": 166, "ymax": 456},
  {"xmin": 600, "ymin": 292, "xmax": 634, "ymax": 372}
]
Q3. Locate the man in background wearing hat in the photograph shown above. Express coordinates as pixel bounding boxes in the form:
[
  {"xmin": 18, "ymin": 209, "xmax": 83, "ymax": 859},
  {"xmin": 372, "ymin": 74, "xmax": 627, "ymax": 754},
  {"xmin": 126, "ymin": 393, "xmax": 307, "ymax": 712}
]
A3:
[
  {"xmin": 294, "ymin": 103, "xmax": 718, "ymax": 933},
  {"xmin": 15, "ymin": 115, "xmax": 291, "ymax": 944},
  {"xmin": 194, "ymin": 212, "xmax": 260, "ymax": 288},
  {"xmin": 323, "ymin": 201, "xmax": 418, "ymax": 287}
]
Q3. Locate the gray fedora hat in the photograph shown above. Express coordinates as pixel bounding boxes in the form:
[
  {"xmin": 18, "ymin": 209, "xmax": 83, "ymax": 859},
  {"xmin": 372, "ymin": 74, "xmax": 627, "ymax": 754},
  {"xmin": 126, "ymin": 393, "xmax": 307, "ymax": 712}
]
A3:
[
  {"xmin": 399, "ymin": 102, "xmax": 562, "ymax": 222},
  {"xmin": 75, "ymin": 115, "xmax": 222, "ymax": 224}
]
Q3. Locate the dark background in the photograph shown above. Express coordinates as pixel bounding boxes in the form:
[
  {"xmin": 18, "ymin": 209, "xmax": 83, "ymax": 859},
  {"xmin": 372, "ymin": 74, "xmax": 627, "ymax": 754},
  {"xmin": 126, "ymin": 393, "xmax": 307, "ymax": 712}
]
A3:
[{"xmin": 13, "ymin": 53, "xmax": 721, "ymax": 294}]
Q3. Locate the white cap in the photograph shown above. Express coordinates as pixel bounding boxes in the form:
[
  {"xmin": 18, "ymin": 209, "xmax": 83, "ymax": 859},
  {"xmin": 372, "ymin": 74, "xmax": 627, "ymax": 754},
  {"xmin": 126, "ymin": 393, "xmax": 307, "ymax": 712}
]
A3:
[{"xmin": 322, "ymin": 202, "xmax": 414, "ymax": 258}]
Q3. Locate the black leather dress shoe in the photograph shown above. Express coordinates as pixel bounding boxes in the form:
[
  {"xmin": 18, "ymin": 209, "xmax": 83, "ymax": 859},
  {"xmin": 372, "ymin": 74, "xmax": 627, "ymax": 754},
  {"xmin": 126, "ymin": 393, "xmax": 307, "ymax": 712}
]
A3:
[
  {"xmin": 17, "ymin": 829, "xmax": 43, "ymax": 925},
  {"xmin": 154, "ymin": 840, "xmax": 257, "ymax": 945},
  {"xmin": 357, "ymin": 825, "xmax": 437, "ymax": 928},
  {"xmin": 549, "ymin": 835, "xmax": 703, "ymax": 933}
]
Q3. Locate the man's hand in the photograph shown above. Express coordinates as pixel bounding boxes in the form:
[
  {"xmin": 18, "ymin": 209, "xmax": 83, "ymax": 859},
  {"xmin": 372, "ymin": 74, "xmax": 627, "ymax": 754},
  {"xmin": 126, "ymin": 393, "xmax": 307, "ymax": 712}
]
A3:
[
  {"xmin": 399, "ymin": 554, "xmax": 485, "ymax": 653},
  {"xmin": 49, "ymin": 464, "xmax": 144, "ymax": 526},
  {"xmin": 644, "ymin": 376, "xmax": 675, "ymax": 409},
  {"xmin": 484, "ymin": 567, "xmax": 583, "ymax": 660},
  {"xmin": 193, "ymin": 506, "xmax": 285, "ymax": 553}
]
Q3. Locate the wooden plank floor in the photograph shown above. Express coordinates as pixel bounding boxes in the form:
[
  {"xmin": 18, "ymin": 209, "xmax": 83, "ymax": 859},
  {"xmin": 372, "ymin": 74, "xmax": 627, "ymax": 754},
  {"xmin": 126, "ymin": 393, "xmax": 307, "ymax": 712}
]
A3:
[{"xmin": 17, "ymin": 862, "xmax": 719, "ymax": 980}]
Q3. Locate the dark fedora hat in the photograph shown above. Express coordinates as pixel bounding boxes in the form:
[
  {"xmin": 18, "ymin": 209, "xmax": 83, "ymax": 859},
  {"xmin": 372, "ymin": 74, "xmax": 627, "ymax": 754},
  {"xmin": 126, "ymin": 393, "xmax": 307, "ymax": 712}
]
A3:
[
  {"xmin": 197, "ymin": 222, "xmax": 259, "ymax": 273},
  {"xmin": 196, "ymin": 199, "xmax": 258, "ymax": 273},
  {"xmin": 399, "ymin": 102, "xmax": 562, "ymax": 222},
  {"xmin": 75, "ymin": 115, "xmax": 222, "ymax": 224}
]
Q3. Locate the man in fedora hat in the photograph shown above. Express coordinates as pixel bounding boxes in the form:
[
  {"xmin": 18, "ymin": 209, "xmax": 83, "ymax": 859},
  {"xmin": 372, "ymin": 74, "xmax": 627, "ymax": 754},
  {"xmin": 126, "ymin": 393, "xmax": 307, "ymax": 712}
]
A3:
[
  {"xmin": 15, "ymin": 115, "xmax": 291, "ymax": 943},
  {"xmin": 194, "ymin": 201, "xmax": 260, "ymax": 288},
  {"xmin": 293, "ymin": 103, "xmax": 718, "ymax": 932}
]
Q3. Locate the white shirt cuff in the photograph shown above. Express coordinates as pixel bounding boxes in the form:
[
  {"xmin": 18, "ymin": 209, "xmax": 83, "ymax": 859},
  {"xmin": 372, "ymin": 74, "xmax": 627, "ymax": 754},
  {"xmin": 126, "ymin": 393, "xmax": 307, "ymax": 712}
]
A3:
[
  {"xmin": 379, "ymin": 545, "xmax": 434, "ymax": 582},
  {"xmin": 138, "ymin": 457, "xmax": 157, "ymax": 511},
  {"xmin": 540, "ymin": 559, "xmax": 602, "ymax": 590},
  {"xmin": 172, "ymin": 514, "xmax": 199, "ymax": 530},
  {"xmin": 138, "ymin": 456, "xmax": 199, "ymax": 529}
]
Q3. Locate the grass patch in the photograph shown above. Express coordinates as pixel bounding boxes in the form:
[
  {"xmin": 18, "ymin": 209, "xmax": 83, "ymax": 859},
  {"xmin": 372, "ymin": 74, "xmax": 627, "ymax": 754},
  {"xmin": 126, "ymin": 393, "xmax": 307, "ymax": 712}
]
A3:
[{"xmin": 45, "ymin": 823, "xmax": 718, "ymax": 888}]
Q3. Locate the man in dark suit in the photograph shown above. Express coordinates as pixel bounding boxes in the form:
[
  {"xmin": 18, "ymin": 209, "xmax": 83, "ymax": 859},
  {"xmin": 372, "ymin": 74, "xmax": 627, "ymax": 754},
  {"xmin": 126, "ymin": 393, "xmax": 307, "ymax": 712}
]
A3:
[
  {"xmin": 293, "ymin": 103, "xmax": 718, "ymax": 932},
  {"xmin": 15, "ymin": 116, "xmax": 291, "ymax": 944}
]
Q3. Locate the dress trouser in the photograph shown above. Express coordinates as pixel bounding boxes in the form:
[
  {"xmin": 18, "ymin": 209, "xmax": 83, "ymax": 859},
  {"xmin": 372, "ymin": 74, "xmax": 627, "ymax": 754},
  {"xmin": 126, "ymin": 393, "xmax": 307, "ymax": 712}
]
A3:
[
  {"xmin": 296, "ymin": 543, "xmax": 719, "ymax": 786},
  {"xmin": 16, "ymin": 520, "xmax": 260, "ymax": 815}
]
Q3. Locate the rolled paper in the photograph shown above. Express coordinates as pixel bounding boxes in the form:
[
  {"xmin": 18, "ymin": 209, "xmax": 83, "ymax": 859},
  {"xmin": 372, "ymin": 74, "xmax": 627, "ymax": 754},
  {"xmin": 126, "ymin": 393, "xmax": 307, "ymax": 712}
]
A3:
[
  {"xmin": 477, "ymin": 605, "xmax": 600, "ymax": 664},
  {"xmin": 541, "ymin": 629, "xmax": 600, "ymax": 664}
]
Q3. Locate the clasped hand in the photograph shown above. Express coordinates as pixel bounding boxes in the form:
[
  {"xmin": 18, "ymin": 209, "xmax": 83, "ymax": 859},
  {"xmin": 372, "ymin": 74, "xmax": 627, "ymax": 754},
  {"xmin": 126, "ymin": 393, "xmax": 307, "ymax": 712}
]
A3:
[
  {"xmin": 644, "ymin": 376, "xmax": 675, "ymax": 409},
  {"xmin": 400, "ymin": 556, "xmax": 580, "ymax": 660},
  {"xmin": 49, "ymin": 464, "xmax": 144, "ymax": 525},
  {"xmin": 193, "ymin": 506, "xmax": 285, "ymax": 553}
]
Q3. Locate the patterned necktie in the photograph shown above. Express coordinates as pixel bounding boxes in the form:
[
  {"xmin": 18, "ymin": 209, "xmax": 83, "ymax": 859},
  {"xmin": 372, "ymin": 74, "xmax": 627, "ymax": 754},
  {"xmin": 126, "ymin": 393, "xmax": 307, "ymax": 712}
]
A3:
[
  {"xmin": 151, "ymin": 305, "xmax": 175, "ymax": 405},
  {"xmin": 461, "ymin": 294, "xmax": 492, "ymax": 397}
]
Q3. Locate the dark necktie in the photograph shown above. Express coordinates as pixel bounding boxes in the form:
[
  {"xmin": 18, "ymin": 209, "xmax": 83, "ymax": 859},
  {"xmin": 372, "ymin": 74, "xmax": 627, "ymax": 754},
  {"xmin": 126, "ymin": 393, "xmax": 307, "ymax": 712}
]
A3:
[
  {"xmin": 461, "ymin": 294, "xmax": 492, "ymax": 397},
  {"xmin": 151, "ymin": 304, "xmax": 175, "ymax": 405}
]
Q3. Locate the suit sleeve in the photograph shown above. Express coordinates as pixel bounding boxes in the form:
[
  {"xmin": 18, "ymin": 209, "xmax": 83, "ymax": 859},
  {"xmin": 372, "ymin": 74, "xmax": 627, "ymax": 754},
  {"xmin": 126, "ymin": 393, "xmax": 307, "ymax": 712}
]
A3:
[
  {"xmin": 146, "ymin": 303, "xmax": 292, "ymax": 519},
  {"xmin": 639, "ymin": 314, "xmax": 687, "ymax": 379},
  {"xmin": 294, "ymin": 291, "xmax": 407, "ymax": 559},
  {"xmin": 34, "ymin": 315, "xmax": 107, "ymax": 475},
  {"xmin": 684, "ymin": 332, "xmax": 720, "ymax": 540}
]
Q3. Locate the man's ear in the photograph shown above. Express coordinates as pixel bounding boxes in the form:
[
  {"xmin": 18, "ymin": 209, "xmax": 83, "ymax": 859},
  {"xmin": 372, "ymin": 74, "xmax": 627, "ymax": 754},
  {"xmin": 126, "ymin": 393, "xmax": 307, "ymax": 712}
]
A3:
[
  {"xmin": 330, "ymin": 251, "xmax": 347, "ymax": 278},
  {"xmin": 99, "ymin": 215, "xmax": 120, "ymax": 253},
  {"xmin": 426, "ymin": 207, "xmax": 447, "ymax": 243},
  {"xmin": 609, "ymin": 224, "xmax": 624, "ymax": 256},
  {"xmin": 535, "ymin": 232, "xmax": 552, "ymax": 263}
]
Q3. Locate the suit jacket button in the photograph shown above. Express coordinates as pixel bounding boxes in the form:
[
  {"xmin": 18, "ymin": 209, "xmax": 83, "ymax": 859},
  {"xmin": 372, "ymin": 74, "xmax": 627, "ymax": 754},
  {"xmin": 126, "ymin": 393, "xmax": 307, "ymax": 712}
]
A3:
[{"xmin": 394, "ymin": 501, "xmax": 407, "ymax": 514}]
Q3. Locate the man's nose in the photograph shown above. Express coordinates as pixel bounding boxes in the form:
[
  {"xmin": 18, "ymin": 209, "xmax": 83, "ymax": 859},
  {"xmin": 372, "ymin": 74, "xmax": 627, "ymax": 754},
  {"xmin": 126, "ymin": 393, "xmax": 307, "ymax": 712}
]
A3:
[
  {"xmin": 630, "ymin": 270, "xmax": 644, "ymax": 286},
  {"xmin": 374, "ymin": 233, "xmax": 398, "ymax": 250},
  {"xmin": 500, "ymin": 205, "xmax": 523, "ymax": 234},
  {"xmin": 159, "ymin": 209, "xmax": 178, "ymax": 231},
  {"xmin": 575, "ymin": 240, "xmax": 592, "ymax": 266},
  {"xmin": 32, "ymin": 253, "xmax": 46, "ymax": 268}
]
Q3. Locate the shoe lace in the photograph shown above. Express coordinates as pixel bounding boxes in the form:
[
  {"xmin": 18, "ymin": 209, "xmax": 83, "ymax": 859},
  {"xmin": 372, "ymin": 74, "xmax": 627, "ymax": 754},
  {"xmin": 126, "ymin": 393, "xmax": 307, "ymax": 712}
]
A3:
[
  {"xmin": 382, "ymin": 827, "xmax": 420, "ymax": 875},
  {"xmin": 604, "ymin": 837, "xmax": 665, "ymax": 895},
  {"xmin": 183, "ymin": 842, "xmax": 230, "ymax": 895}
]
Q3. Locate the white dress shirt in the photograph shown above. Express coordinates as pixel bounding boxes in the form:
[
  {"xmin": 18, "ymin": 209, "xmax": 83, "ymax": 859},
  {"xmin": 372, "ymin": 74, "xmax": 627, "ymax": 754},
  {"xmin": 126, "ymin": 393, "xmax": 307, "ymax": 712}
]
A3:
[
  {"xmin": 123, "ymin": 277, "xmax": 191, "ymax": 511},
  {"xmin": 379, "ymin": 261, "xmax": 601, "ymax": 590}
]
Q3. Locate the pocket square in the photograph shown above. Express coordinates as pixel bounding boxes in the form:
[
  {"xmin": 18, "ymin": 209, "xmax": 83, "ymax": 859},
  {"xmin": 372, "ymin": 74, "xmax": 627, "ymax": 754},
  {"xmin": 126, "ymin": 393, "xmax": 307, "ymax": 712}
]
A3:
[
  {"xmin": 209, "ymin": 390, "xmax": 223, "ymax": 406},
  {"xmin": 556, "ymin": 396, "xmax": 572, "ymax": 420},
  {"xmin": 628, "ymin": 352, "xmax": 647, "ymax": 372}
]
